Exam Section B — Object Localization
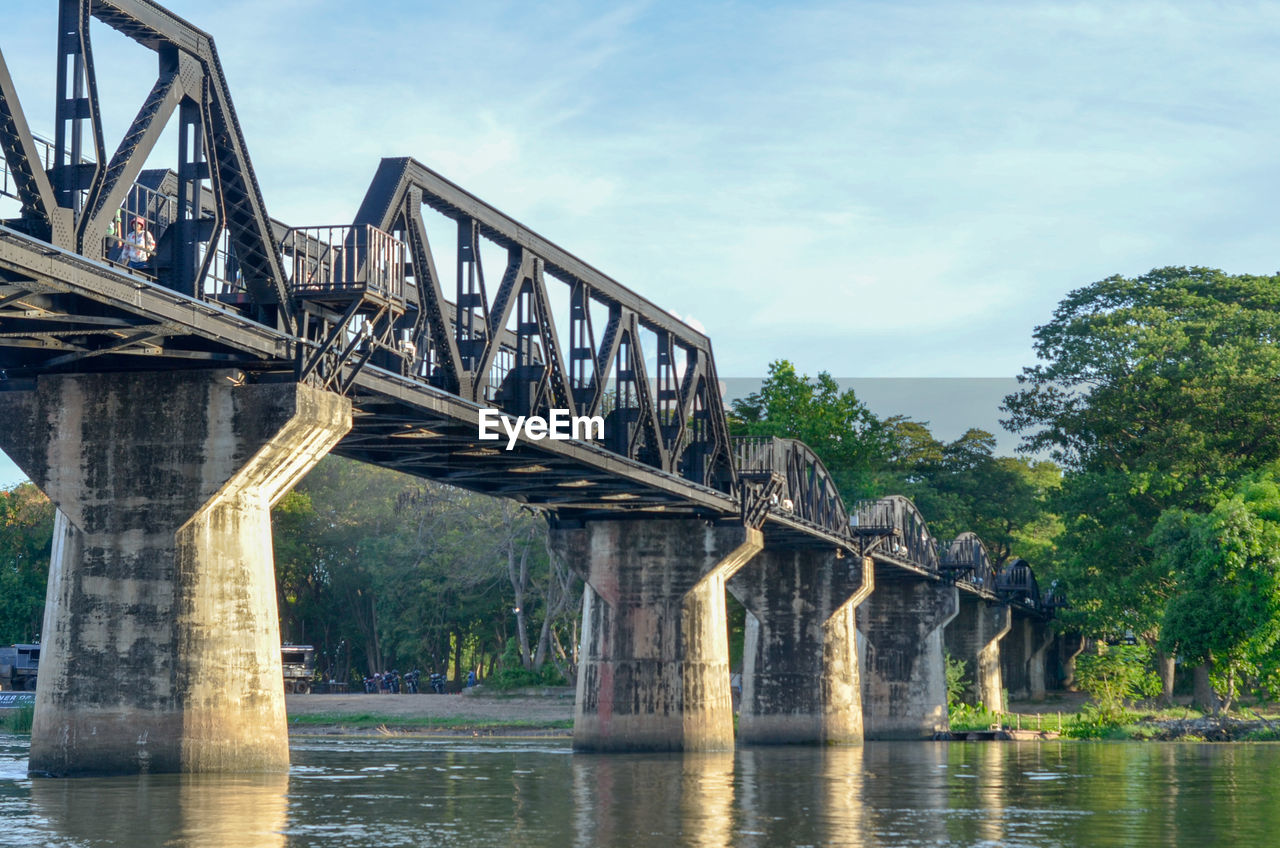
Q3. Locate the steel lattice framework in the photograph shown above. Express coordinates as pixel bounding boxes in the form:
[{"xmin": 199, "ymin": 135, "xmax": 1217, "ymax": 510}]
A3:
[{"xmin": 0, "ymin": 0, "xmax": 1055, "ymax": 617}]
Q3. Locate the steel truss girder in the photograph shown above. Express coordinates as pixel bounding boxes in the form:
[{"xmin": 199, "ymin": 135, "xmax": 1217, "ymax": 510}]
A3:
[
  {"xmin": 0, "ymin": 48, "xmax": 60, "ymax": 238},
  {"xmin": 0, "ymin": 0, "xmax": 296, "ymax": 332},
  {"xmin": 351, "ymin": 157, "xmax": 736, "ymax": 493}
]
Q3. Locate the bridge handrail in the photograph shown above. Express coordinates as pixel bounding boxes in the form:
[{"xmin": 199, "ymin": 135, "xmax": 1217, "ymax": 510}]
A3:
[
  {"xmin": 995, "ymin": 557, "xmax": 1042, "ymax": 612},
  {"xmin": 940, "ymin": 531, "xmax": 995, "ymax": 592},
  {"xmin": 281, "ymin": 224, "xmax": 407, "ymax": 302},
  {"xmin": 731, "ymin": 436, "xmax": 850, "ymax": 538},
  {"xmin": 850, "ymin": 495, "xmax": 940, "ymax": 572}
]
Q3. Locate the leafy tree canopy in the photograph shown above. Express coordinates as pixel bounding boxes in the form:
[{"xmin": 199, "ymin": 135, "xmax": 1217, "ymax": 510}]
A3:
[
  {"xmin": 1003, "ymin": 267, "xmax": 1280, "ymax": 637},
  {"xmin": 1155, "ymin": 469, "xmax": 1280, "ymax": 703}
]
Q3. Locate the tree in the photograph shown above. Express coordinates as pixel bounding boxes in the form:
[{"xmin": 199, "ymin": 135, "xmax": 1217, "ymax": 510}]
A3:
[
  {"xmin": 1155, "ymin": 472, "xmax": 1280, "ymax": 710},
  {"xmin": 1003, "ymin": 267, "xmax": 1280, "ymax": 644},
  {"xmin": 0, "ymin": 483, "xmax": 54, "ymax": 643},
  {"xmin": 269, "ymin": 455, "xmax": 580, "ymax": 686},
  {"xmin": 891, "ymin": 428, "xmax": 1060, "ymax": 565}
]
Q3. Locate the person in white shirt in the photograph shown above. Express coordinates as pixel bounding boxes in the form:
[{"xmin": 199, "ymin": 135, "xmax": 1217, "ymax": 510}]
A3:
[{"xmin": 124, "ymin": 216, "xmax": 155, "ymax": 270}]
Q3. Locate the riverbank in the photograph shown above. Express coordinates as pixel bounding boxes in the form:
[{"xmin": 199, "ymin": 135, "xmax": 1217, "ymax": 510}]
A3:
[
  {"xmin": 285, "ymin": 686, "xmax": 575, "ymax": 736},
  {"xmin": 967, "ymin": 692, "xmax": 1280, "ymax": 742}
]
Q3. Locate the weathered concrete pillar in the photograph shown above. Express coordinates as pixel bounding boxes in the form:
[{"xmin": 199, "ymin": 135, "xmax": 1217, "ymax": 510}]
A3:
[
  {"xmin": 1027, "ymin": 623, "xmax": 1054, "ymax": 701},
  {"xmin": 856, "ymin": 575, "xmax": 958, "ymax": 739},
  {"xmin": 1055, "ymin": 632, "xmax": 1086, "ymax": 691},
  {"xmin": 550, "ymin": 519, "xmax": 762, "ymax": 752},
  {"xmin": 1000, "ymin": 616, "xmax": 1054, "ymax": 702},
  {"xmin": 728, "ymin": 550, "xmax": 873, "ymax": 744},
  {"xmin": 943, "ymin": 596, "xmax": 1011, "ymax": 713},
  {"xmin": 0, "ymin": 371, "xmax": 350, "ymax": 776}
]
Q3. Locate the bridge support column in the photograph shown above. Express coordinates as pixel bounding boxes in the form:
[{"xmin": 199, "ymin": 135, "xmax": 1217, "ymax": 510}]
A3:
[
  {"xmin": 1001, "ymin": 617, "xmax": 1054, "ymax": 701},
  {"xmin": 943, "ymin": 597, "xmax": 1011, "ymax": 713},
  {"xmin": 0, "ymin": 371, "xmax": 351, "ymax": 776},
  {"xmin": 550, "ymin": 519, "xmax": 762, "ymax": 752},
  {"xmin": 728, "ymin": 551, "xmax": 873, "ymax": 744},
  {"xmin": 856, "ymin": 577, "xmax": 958, "ymax": 739},
  {"xmin": 1055, "ymin": 632, "xmax": 1086, "ymax": 691}
]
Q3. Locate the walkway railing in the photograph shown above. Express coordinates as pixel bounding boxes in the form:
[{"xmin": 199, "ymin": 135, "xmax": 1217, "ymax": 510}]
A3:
[
  {"xmin": 281, "ymin": 224, "xmax": 406, "ymax": 302},
  {"xmin": 732, "ymin": 436, "xmax": 850, "ymax": 537}
]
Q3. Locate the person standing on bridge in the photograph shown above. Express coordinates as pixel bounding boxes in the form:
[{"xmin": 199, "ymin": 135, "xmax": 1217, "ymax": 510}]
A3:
[{"xmin": 124, "ymin": 216, "xmax": 156, "ymax": 271}]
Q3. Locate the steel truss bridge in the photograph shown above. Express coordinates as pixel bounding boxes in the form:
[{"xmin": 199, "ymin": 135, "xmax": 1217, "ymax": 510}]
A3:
[{"xmin": 0, "ymin": 0, "xmax": 1057, "ymax": 617}]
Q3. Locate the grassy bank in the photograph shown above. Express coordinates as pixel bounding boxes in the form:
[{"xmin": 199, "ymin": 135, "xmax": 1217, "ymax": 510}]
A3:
[
  {"xmin": 0, "ymin": 705, "xmax": 34, "ymax": 733},
  {"xmin": 951, "ymin": 698, "xmax": 1280, "ymax": 741}
]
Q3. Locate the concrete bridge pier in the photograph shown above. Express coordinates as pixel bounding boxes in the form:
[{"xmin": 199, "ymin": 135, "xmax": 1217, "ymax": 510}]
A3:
[
  {"xmin": 0, "ymin": 371, "xmax": 351, "ymax": 776},
  {"xmin": 943, "ymin": 597, "xmax": 1011, "ymax": 713},
  {"xmin": 1001, "ymin": 616, "xmax": 1054, "ymax": 701},
  {"xmin": 549, "ymin": 519, "xmax": 762, "ymax": 752},
  {"xmin": 856, "ymin": 575, "xmax": 958, "ymax": 739},
  {"xmin": 1054, "ymin": 631, "xmax": 1086, "ymax": 691},
  {"xmin": 728, "ymin": 550, "xmax": 873, "ymax": 744}
]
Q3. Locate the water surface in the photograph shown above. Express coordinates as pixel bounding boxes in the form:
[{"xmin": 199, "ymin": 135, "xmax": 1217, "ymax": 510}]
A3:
[{"xmin": 1, "ymin": 733, "xmax": 1276, "ymax": 846}]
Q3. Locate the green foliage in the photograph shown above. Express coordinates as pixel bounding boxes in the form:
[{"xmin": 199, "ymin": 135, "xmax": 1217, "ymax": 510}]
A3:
[
  {"xmin": 949, "ymin": 702, "xmax": 1001, "ymax": 732},
  {"xmin": 1155, "ymin": 469, "xmax": 1280, "ymax": 704},
  {"xmin": 271, "ymin": 456, "xmax": 580, "ymax": 685},
  {"xmin": 1063, "ymin": 702, "xmax": 1134, "ymax": 739},
  {"xmin": 1004, "ymin": 267, "xmax": 1280, "ymax": 638},
  {"xmin": 888, "ymin": 426, "xmax": 1061, "ymax": 565},
  {"xmin": 0, "ymin": 483, "xmax": 54, "ymax": 643},
  {"xmin": 1074, "ymin": 643, "xmax": 1161, "ymax": 728},
  {"xmin": 0, "ymin": 704, "xmax": 34, "ymax": 734},
  {"xmin": 489, "ymin": 638, "xmax": 567, "ymax": 689},
  {"xmin": 944, "ymin": 652, "xmax": 968, "ymax": 710},
  {"xmin": 731, "ymin": 361, "xmax": 1058, "ymax": 555}
]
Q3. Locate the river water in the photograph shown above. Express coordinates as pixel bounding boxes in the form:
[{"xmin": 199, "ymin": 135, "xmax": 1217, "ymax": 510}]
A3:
[{"xmin": 0, "ymin": 733, "xmax": 1276, "ymax": 847}]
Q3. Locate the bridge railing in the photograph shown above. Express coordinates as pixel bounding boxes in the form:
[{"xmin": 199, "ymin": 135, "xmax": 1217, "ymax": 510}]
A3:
[
  {"xmin": 940, "ymin": 532, "xmax": 996, "ymax": 592},
  {"xmin": 996, "ymin": 558, "xmax": 1042, "ymax": 612},
  {"xmin": 731, "ymin": 436, "xmax": 850, "ymax": 538},
  {"xmin": 281, "ymin": 224, "xmax": 406, "ymax": 303},
  {"xmin": 0, "ymin": 134, "xmax": 55, "ymax": 207},
  {"xmin": 850, "ymin": 495, "xmax": 940, "ymax": 571}
]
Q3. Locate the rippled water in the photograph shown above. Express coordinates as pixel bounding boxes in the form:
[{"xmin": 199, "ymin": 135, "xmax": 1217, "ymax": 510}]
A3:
[{"xmin": 1, "ymin": 733, "xmax": 1277, "ymax": 846}]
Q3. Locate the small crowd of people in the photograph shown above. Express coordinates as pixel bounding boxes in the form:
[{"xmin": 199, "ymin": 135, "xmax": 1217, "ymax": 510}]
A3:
[
  {"xmin": 362, "ymin": 669, "xmax": 422, "ymax": 694},
  {"xmin": 360, "ymin": 668, "xmax": 478, "ymax": 694}
]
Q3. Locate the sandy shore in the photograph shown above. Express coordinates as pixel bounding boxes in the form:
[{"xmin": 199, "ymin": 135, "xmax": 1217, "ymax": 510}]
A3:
[{"xmin": 285, "ymin": 686, "xmax": 575, "ymax": 730}]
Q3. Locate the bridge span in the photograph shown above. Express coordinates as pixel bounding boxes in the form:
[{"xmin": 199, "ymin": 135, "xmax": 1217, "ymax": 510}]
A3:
[{"xmin": 0, "ymin": 1, "xmax": 1066, "ymax": 775}]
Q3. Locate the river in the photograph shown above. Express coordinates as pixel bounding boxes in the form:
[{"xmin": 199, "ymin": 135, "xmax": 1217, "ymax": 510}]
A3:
[{"xmin": 1, "ymin": 733, "xmax": 1276, "ymax": 846}]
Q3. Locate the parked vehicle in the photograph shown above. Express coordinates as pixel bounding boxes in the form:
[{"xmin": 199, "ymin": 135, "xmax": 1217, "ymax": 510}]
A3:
[
  {"xmin": 282, "ymin": 644, "xmax": 316, "ymax": 694},
  {"xmin": 0, "ymin": 644, "xmax": 39, "ymax": 692}
]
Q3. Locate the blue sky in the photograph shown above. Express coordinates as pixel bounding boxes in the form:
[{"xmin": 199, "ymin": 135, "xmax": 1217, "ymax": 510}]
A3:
[{"xmin": 2, "ymin": 1, "xmax": 1279, "ymax": 483}]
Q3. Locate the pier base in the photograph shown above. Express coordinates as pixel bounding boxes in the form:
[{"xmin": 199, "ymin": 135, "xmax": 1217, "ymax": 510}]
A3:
[
  {"xmin": 857, "ymin": 576, "xmax": 958, "ymax": 739},
  {"xmin": 729, "ymin": 550, "xmax": 873, "ymax": 744},
  {"xmin": 0, "ymin": 371, "xmax": 350, "ymax": 776},
  {"xmin": 943, "ymin": 596, "xmax": 1011, "ymax": 713},
  {"xmin": 550, "ymin": 519, "xmax": 762, "ymax": 752}
]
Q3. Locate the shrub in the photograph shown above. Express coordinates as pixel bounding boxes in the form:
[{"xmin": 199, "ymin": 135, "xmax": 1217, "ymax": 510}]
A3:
[
  {"xmin": 944, "ymin": 652, "xmax": 968, "ymax": 710},
  {"xmin": 1071, "ymin": 643, "xmax": 1162, "ymax": 732},
  {"xmin": 0, "ymin": 705, "xmax": 34, "ymax": 734}
]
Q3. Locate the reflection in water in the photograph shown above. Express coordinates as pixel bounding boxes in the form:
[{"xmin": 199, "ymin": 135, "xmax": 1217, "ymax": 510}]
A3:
[
  {"xmin": 570, "ymin": 751, "xmax": 734, "ymax": 846},
  {"xmin": 973, "ymin": 743, "xmax": 1005, "ymax": 844},
  {"xmin": 29, "ymin": 771, "xmax": 287, "ymax": 848},
  {"xmin": 820, "ymin": 746, "xmax": 865, "ymax": 846},
  {"xmin": 680, "ymin": 752, "xmax": 735, "ymax": 848},
  {"xmin": 7, "ymin": 734, "xmax": 1280, "ymax": 847}
]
